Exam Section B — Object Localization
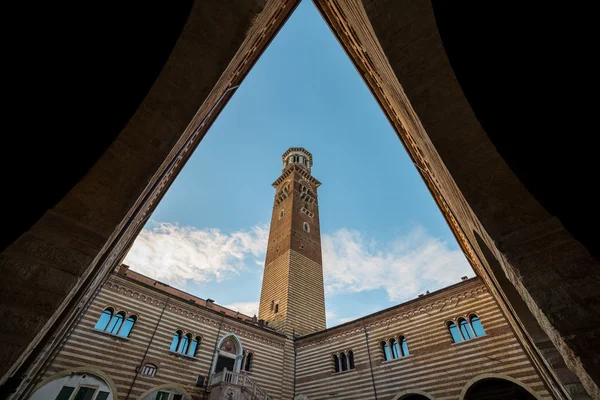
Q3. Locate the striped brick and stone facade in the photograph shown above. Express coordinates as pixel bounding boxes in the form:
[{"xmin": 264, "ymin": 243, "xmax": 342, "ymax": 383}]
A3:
[
  {"xmin": 294, "ymin": 278, "xmax": 554, "ymax": 400},
  {"xmin": 28, "ymin": 270, "xmax": 555, "ymax": 400},
  {"xmin": 29, "ymin": 267, "xmax": 289, "ymax": 400},
  {"xmin": 27, "ymin": 148, "xmax": 559, "ymax": 400}
]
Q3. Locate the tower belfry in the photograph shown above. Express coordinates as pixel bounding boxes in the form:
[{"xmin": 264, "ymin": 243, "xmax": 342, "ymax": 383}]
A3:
[{"xmin": 258, "ymin": 148, "xmax": 326, "ymax": 335}]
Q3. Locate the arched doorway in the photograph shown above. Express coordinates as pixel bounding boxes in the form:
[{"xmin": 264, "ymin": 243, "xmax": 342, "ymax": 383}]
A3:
[
  {"xmin": 210, "ymin": 333, "xmax": 244, "ymax": 377},
  {"xmin": 30, "ymin": 369, "xmax": 116, "ymax": 400},
  {"xmin": 462, "ymin": 376, "xmax": 540, "ymax": 400}
]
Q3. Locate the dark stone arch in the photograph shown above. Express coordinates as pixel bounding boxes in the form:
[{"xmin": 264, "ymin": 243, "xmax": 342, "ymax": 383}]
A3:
[
  {"xmin": 473, "ymin": 231, "xmax": 590, "ymax": 398},
  {"xmin": 463, "ymin": 377, "xmax": 539, "ymax": 400}
]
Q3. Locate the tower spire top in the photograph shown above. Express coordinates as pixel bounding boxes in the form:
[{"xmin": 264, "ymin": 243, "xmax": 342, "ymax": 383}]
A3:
[{"xmin": 281, "ymin": 147, "xmax": 313, "ymax": 172}]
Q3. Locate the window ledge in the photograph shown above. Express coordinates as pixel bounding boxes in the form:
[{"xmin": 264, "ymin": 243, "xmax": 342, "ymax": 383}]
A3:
[
  {"xmin": 92, "ymin": 328, "xmax": 130, "ymax": 341},
  {"xmin": 451, "ymin": 334, "xmax": 487, "ymax": 346},
  {"xmin": 333, "ymin": 367, "xmax": 356, "ymax": 375},
  {"xmin": 167, "ymin": 350, "xmax": 200, "ymax": 361},
  {"xmin": 381, "ymin": 354, "xmax": 413, "ymax": 364}
]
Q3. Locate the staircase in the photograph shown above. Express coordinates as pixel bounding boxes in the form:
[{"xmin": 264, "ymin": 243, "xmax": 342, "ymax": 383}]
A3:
[{"xmin": 209, "ymin": 369, "xmax": 272, "ymax": 400}]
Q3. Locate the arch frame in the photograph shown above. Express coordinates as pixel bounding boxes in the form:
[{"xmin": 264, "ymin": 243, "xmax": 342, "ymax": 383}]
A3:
[
  {"xmin": 391, "ymin": 389, "xmax": 436, "ymax": 400},
  {"xmin": 136, "ymin": 383, "xmax": 192, "ymax": 400},
  {"xmin": 209, "ymin": 332, "xmax": 245, "ymax": 377},
  {"xmin": 458, "ymin": 373, "xmax": 544, "ymax": 400},
  {"xmin": 32, "ymin": 366, "xmax": 119, "ymax": 400}
]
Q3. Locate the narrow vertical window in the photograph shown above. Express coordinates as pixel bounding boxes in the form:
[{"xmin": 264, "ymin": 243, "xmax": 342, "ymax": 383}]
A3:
[
  {"xmin": 179, "ymin": 333, "xmax": 192, "ymax": 354},
  {"xmin": 94, "ymin": 308, "xmax": 113, "ymax": 331},
  {"xmin": 381, "ymin": 341, "xmax": 392, "ymax": 361},
  {"xmin": 107, "ymin": 311, "xmax": 125, "ymax": 334},
  {"xmin": 279, "ymin": 210, "xmax": 284, "ymax": 219},
  {"xmin": 333, "ymin": 354, "xmax": 340, "ymax": 372},
  {"xmin": 55, "ymin": 386, "xmax": 75, "ymax": 400},
  {"xmin": 189, "ymin": 336, "xmax": 201, "ymax": 356},
  {"xmin": 459, "ymin": 318, "xmax": 474, "ymax": 340},
  {"xmin": 303, "ymin": 222, "xmax": 310, "ymax": 232},
  {"xmin": 340, "ymin": 352, "xmax": 348, "ymax": 371},
  {"xmin": 72, "ymin": 387, "xmax": 96, "ymax": 400},
  {"xmin": 390, "ymin": 338, "xmax": 400, "ymax": 359},
  {"xmin": 348, "ymin": 350, "xmax": 355, "ymax": 369},
  {"xmin": 470, "ymin": 315, "xmax": 486, "ymax": 337},
  {"xmin": 400, "ymin": 336, "xmax": 409, "ymax": 356},
  {"xmin": 170, "ymin": 330, "xmax": 182, "ymax": 351},
  {"xmin": 448, "ymin": 321, "xmax": 463, "ymax": 343},
  {"xmin": 245, "ymin": 353, "xmax": 253, "ymax": 371},
  {"xmin": 274, "ymin": 303, "xmax": 279, "ymax": 313},
  {"xmin": 119, "ymin": 315, "xmax": 136, "ymax": 337}
]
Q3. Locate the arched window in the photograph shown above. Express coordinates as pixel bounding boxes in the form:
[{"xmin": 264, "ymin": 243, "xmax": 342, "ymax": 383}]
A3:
[
  {"xmin": 348, "ymin": 350, "xmax": 355, "ymax": 369},
  {"xmin": 244, "ymin": 353, "xmax": 253, "ymax": 371},
  {"xmin": 119, "ymin": 315, "xmax": 136, "ymax": 337},
  {"xmin": 390, "ymin": 338, "xmax": 400, "ymax": 359},
  {"xmin": 381, "ymin": 341, "xmax": 392, "ymax": 361},
  {"xmin": 141, "ymin": 363, "xmax": 157, "ymax": 377},
  {"xmin": 459, "ymin": 318, "xmax": 474, "ymax": 340},
  {"xmin": 470, "ymin": 315, "xmax": 486, "ymax": 337},
  {"xmin": 333, "ymin": 354, "xmax": 340, "ymax": 372},
  {"xmin": 179, "ymin": 333, "xmax": 191, "ymax": 354},
  {"xmin": 279, "ymin": 210, "xmax": 284, "ymax": 219},
  {"xmin": 447, "ymin": 321, "xmax": 463, "ymax": 343},
  {"xmin": 189, "ymin": 336, "xmax": 201, "ymax": 357},
  {"xmin": 303, "ymin": 222, "xmax": 310, "ymax": 232},
  {"xmin": 400, "ymin": 336, "xmax": 409, "ymax": 356},
  {"xmin": 170, "ymin": 330, "xmax": 182, "ymax": 352},
  {"xmin": 340, "ymin": 352, "xmax": 348, "ymax": 371},
  {"xmin": 94, "ymin": 308, "xmax": 113, "ymax": 331},
  {"xmin": 274, "ymin": 303, "xmax": 279, "ymax": 313},
  {"xmin": 107, "ymin": 311, "xmax": 125, "ymax": 334}
]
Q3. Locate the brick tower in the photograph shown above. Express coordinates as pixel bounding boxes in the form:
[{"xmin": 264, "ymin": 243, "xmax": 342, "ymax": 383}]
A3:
[{"xmin": 258, "ymin": 148, "xmax": 326, "ymax": 336}]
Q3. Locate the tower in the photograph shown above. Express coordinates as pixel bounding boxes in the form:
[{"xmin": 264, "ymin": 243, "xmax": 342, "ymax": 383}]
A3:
[{"xmin": 258, "ymin": 148, "xmax": 326, "ymax": 336}]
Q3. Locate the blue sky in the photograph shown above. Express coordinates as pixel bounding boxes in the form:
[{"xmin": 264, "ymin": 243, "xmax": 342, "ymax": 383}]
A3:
[{"xmin": 124, "ymin": 0, "xmax": 473, "ymax": 327}]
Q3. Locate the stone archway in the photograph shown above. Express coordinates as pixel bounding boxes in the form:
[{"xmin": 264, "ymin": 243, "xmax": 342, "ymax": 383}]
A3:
[
  {"xmin": 473, "ymin": 231, "xmax": 590, "ymax": 398},
  {"xmin": 392, "ymin": 389, "xmax": 435, "ymax": 400},
  {"xmin": 209, "ymin": 333, "xmax": 245, "ymax": 378},
  {"xmin": 30, "ymin": 367, "xmax": 118, "ymax": 400},
  {"xmin": 137, "ymin": 383, "xmax": 191, "ymax": 400},
  {"xmin": 460, "ymin": 374, "xmax": 542, "ymax": 400}
]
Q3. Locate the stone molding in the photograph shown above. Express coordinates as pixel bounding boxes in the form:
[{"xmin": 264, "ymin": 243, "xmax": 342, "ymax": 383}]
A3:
[{"xmin": 103, "ymin": 279, "xmax": 286, "ymax": 348}]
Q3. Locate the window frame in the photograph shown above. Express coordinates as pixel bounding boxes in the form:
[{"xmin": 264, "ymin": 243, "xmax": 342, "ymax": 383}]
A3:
[
  {"xmin": 94, "ymin": 308, "xmax": 114, "ymax": 331},
  {"xmin": 469, "ymin": 313, "xmax": 486, "ymax": 337},
  {"xmin": 381, "ymin": 341, "xmax": 392, "ymax": 361},
  {"xmin": 303, "ymin": 222, "xmax": 310, "ymax": 232},
  {"xmin": 333, "ymin": 354, "xmax": 340, "ymax": 373},
  {"xmin": 458, "ymin": 317, "xmax": 475, "ymax": 340},
  {"xmin": 170, "ymin": 330, "xmax": 183, "ymax": 352},
  {"xmin": 399, "ymin": 336, "xmax": 409, "ymax": 356},
  {"xmin": 119, "ymin": 314, "xmax": 137, "ymax": 337},
  {"xmin": 141, "ymin": 363, "xmax": 158, "ymax": 377}
]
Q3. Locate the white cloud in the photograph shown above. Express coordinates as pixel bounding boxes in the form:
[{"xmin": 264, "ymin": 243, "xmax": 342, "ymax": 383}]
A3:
[
  {"xmin": 224, "ymin": 301, "xmax": 260, "ymax": 317},
  {"xmin": 336, "ymin": 315, "xmax": 362, "ymax": 325},
  {"xmin": 124, "ymin": 222, "xmax": 268, "ymax": 287},
  {"xmin": 125, "ymin": 222, "xmax": 472, "ymax": 310},
  {"xmin": 322, "ymin": 226, "xmax": 472, "ymax": 302},
  {"xmin": 326, "ymin": 310, "xmax": 336, "ymax": 320}
]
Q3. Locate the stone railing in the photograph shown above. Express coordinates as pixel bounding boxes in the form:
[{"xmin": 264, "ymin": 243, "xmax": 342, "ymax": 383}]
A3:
[{"xmin": 211, "ymin": 369, "xmax": 272, "ymax": 400}]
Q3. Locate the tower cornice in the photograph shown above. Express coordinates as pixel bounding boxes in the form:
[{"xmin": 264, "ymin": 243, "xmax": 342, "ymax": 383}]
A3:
[{"xmin": 272, "ymin": 165, "xmax": 321, "ymax": 188}]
